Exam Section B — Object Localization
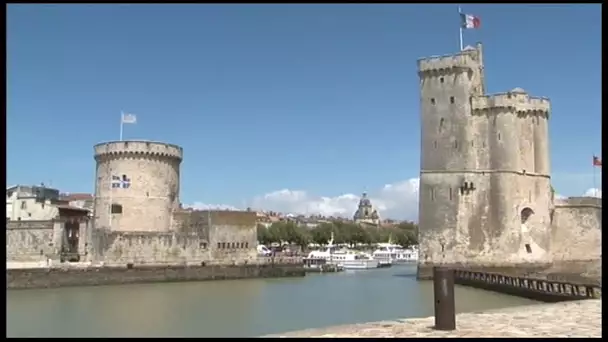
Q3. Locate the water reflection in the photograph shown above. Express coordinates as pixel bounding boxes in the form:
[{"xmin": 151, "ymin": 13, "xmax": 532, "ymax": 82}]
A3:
[{"xmin": 7, "ymin": 266, "xmax": 539, "ymax": 337}]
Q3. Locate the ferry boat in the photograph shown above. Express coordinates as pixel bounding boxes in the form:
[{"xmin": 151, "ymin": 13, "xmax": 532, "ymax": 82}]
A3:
[
  {"xmin": 306, "ymin": 233, "xmax": 379, "ymax": 270},
  {"xmin": 372, "ymin": 237, "xmax": 419, "ymax": 265}
]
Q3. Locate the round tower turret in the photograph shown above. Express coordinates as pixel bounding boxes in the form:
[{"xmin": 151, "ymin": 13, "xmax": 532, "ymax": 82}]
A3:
[{"xmin": 93, "ymin": 140, "xmax": 183, "ymax": 232}]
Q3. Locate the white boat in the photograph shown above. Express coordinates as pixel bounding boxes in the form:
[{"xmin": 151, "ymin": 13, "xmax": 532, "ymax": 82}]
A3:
[
  {"xmin": 307, "ymin": 233, "xmax": 379, "ymax": 270},
  {"xmin": 372, "ymin": 237, "xmax": 419, "ymax": 265}
]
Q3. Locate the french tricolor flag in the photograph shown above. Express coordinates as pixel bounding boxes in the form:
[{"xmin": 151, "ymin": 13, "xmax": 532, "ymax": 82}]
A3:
[{"xmin": 460, "ymin": 13, "xmax": 481, "ymax": 30}]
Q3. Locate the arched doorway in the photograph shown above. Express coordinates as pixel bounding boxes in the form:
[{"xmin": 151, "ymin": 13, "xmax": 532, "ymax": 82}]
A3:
[
  {"xmin": 520, "ymin": 207, "xmax": 534, "ymax": 253},
  {"xmin": 520, "ymin": 207, "xmax": 534, "ymax": 224}
]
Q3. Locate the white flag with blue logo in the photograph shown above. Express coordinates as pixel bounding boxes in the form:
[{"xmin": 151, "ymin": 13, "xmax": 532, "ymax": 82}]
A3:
[{"xmin": 121, "ymin": 113, "xmax": 137, "ymax": 124}]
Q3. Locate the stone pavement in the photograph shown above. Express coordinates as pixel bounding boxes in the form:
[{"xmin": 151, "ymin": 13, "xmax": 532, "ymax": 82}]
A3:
[{"xmin": 270, "ymin": 300, "xmax": 601, "ymax": 337}]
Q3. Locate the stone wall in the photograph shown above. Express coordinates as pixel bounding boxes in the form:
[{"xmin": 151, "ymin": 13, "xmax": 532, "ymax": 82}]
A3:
[
  {"xmin": 89, "ymin": 210, "xmax": 257, "ymax": 265},
  {"xmin": 6, "ymin": 221, "xmax": 56, "ymax": 262},
  {"xmin": 90, "ymin": 229, "xmax": 211, "ymax": 265},
  {"xmin": 418, "ymin": 172, "xmax": 552, "ymax": 268},
  {"xmin": 7, "ymin": 263, "xmax": 305, "ymax": 289},
  {"xmin": 550, "ymin": 197, "xmax": 602, "ymax": 262},
  {"xmin": 208, "ymin": 211, "xmax": 257, "ymax": 261}
]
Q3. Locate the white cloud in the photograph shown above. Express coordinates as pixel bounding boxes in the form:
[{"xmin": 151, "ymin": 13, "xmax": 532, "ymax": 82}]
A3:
[
  {"xmin": 185, "ymin": 202, "xmax": 239, "ymax": 211},
  {"xmin": 583, "ymin": 188, "xmax": 602, "ymax": 198},
  {"xmin": 184, "ymin": 178, "xmax": 420, "ymax": 221},
  {"xmin": 185, "ymin": 180, "xmax": 599, "ymax": 221},
  {"xmin": 248, "ymin": 178, "xmax": 420, "ymax": 220}
]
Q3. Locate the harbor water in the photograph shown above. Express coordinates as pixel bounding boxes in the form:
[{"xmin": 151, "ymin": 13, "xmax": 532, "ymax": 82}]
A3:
[{"xmin": 7, "ymin": 265, "xmax": 539, "ymax": 337}]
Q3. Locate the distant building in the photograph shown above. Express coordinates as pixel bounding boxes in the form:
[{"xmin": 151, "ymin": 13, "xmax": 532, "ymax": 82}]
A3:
[
  {"xmin": 6, "ymin": 184, "xmax": 89, "ymax": 221},
  {"xmin": 6, "ymin": 184, "xmax": 63, "ymax": 221},
  {"xmin": 60, "ymin": 193, "xmax": 94, "ymax": 216},
  {"xmin": 353, "ymin": 192, "xmax": 380, "ymax": 226}
]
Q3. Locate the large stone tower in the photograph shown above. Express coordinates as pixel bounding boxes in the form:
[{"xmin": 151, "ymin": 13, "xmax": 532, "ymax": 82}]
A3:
[
  {"xmin": 417, "ymin": 44, "xmax": 552, "ymax": 278},
  {"xmin": 93, "ymin": 140, "xmax": 183, "ymax": 232}
]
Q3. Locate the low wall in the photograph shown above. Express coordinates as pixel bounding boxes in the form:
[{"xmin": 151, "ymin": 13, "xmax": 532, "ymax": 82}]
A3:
[
  {"xmin": 7, "ymin": 262, "xmax": 305, "ymax": 290},
  {"xmin": 6, "ymin": 221, "xmax": 56, "ymax": 262},
  {"xmin": 550, "ymin": 199, "xmax": 602, "ymax": 262}
]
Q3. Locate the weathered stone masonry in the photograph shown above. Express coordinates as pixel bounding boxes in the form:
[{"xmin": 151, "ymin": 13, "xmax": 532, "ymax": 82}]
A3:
[
  {"xmin": 7, "ymin": 140, "xmax": 260, "ymax": 270},
  {"xmin": 416, "ymin": 44, "xmax": 601, "ymax": 278}
]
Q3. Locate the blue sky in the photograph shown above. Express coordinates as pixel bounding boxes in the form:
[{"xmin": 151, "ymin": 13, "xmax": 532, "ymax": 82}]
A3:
[{"xmin": 7, "ymin": 4, "xmax": 601, "ymax": 218}]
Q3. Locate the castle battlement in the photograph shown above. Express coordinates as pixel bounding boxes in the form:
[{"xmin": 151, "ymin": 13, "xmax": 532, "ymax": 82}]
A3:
[
  {"xmin": 93, "ymin": 139, "xmax": 183, "ymax": 233},
  {"xmin": 417, "ymin": 44, "xmax": 482, "ymax": 75},
  {"xmin": 471, "ymin": 88, "xmax": 550, "ymax": 115},
  {"xmin": 94, "ymin": 140, "xmax": 183, "ymax": 161}
]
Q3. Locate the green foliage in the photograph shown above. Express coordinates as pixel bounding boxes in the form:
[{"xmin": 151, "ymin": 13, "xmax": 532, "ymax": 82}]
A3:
[
  {"xmin": 257, "ymin": 219, "xmax": 419, "ymax": 248},
  {"xmin": 256, "ymin": 224, "xmax": 273, "ymax": 245},
  {"xmin": 257, "ymin": 221, "xmax": 311, "ymax": 248},
  {"xmin": 307, "ymin": 220, "xmax": 419, "ymax": 247},
  {"xmin": 310, "ymin": 222, "xmax": 333, "ymax": 245}
]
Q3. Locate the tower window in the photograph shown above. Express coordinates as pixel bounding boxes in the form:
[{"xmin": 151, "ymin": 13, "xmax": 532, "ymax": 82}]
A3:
[
  {"xmin": 434, "ymin": 141, "xmax": 437, "ymax": 148},
  {"xmin": 439, "ymin": 118, "xmax": 444, "ymax": 132},
  {"xmin": 449, "ymin": 188, "xmax": 453, "ymax": 200},
  {"xmin": 450, "ymin": 96, "xmax": 455, "ymax": 104},
  {"xmin": 454, "ymin": 140, "xmax": 458, "ymax": 149},
  {"xmin": 111, "ymin": 204, "xmax": 123, "ymax": 214},
  {"xmin": 430, "ymin": 188, "xmax": 435, "ymax": 201},
  {"xmin": 440, "ymin": 77, "xmax": 444, "ymax": 83},
  {"xmin": 498, "ymin": 133, "xmax": 501, "ymax": 141},
  {"xmin": 430, "ymin": 98, "xmax": 436, "ymax": 105}
]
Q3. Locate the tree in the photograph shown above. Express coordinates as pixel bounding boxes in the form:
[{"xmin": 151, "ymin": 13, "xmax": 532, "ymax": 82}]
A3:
[
  {"xmin": 257, "ymin": 224, "xmax": 274, "ymax": 245},
  {"xmin": 396, "ymin": 221, "xmax": 417, "ymax": 232},
  {"xmin": 290, "ymin": 225, "xmax": 311, "ymax": 250},
  {"xmin": 268, "ymin": 222, "xmax": 286, "ymax": 244},
  {"xmin": 366, "ymin": 228, "xmax": 381, "ymax": 245},
  {"xmin": 310, "ymin": 222, "xmax": 334, "ymax": 245},
  {"xmin": 345, "ymin": 223, "xmax": 368, "ymax": 247}
]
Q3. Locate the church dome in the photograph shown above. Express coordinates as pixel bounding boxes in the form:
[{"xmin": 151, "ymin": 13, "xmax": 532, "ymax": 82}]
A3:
[{"xmin": 359, "ymin": 192, "xmax": 372, "ymax": 206}]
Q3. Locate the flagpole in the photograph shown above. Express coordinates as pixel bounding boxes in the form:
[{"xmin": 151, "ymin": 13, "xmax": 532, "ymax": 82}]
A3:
[
  {"xmin": 458, "ymin": 6, "xmax": 464, "ymax": 51},
  {"xmin": 593, "ymin": 156, "xmax": 597, "ymax": 196},
  {"xmin": 119, "ymin": 111, "xmax": 124, "ymax": 141}
]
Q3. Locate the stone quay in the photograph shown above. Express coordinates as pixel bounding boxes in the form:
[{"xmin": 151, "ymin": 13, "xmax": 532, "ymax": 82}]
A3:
[{"xmin": 270, "ymin": 299, "xmax": 601, "ymax": 338}]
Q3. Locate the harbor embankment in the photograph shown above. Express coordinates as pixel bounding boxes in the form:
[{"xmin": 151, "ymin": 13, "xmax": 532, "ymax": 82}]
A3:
[
  {"xmin": 269, "ymin": 299, "xmax": 601, "ymax": 337},
  {"xmin": 7, "ymin": 257, "xmax": 305, "ymax": 290}
]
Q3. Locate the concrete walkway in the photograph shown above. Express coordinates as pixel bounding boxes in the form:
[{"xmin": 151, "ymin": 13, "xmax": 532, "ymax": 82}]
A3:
[{"xmin": 270, "ymin": 300, "xmax": 601, "ymax": 337}]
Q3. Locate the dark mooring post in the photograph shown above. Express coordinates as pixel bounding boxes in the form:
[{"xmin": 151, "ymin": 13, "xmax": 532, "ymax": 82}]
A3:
[{"xmin": 433, "ymin": 267, "xmax": 456, "ymax": 331}]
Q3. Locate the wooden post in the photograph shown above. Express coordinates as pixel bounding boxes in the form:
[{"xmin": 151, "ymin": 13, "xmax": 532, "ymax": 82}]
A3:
[{"xmin": 433, "ymin": 267, "xmax": 456, "ymax": 330}]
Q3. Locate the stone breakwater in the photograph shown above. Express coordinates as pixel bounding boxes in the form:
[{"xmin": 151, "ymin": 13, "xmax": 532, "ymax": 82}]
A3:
[
  {"xmin": 7, "ymin": 258, "xmax": 305, "ymax": 290},
  {"xmin": 270, "ymin": 300, "xmax": 601, "ymax": 338}
]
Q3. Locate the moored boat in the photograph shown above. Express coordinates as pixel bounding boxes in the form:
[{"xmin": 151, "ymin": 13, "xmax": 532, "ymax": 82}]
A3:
[
  {"xmin": 372, "ymin": 236, "xmax": 419, "ymax": 265},
  {"xmin": 306, "ymin": 233, "xmax": 379, "ymax": 270}
]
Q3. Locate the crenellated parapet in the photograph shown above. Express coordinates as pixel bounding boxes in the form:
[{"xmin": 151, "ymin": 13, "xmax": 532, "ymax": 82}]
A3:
[
  {"xmin": 94, "ymin": 141, "xmax": 183, "ymax": 162},
  {"xmin": 471, "ymin": 88, "xmax": 550, "ymax": 117},
  {"xmin": 417, "ymin": 44, "xmax": 482, "ymax": 77}
]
